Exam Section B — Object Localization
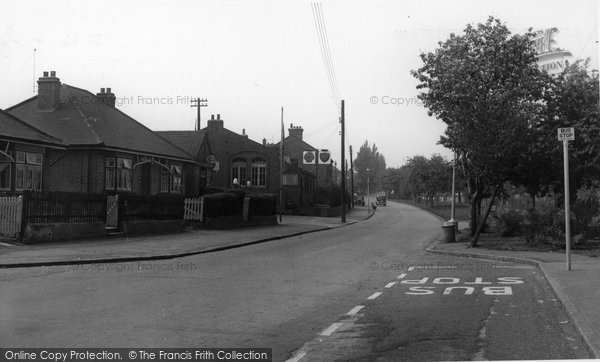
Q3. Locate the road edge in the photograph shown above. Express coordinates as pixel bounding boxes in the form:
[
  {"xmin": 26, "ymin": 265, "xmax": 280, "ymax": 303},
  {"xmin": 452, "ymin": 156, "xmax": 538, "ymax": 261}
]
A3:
[
  {"xmin": 0, "ymin": 212, "xmax": 376, "ymax": 269},
  {"xmin": 426, "ymin": 241, "xmax": 599, "ymax": 359}
]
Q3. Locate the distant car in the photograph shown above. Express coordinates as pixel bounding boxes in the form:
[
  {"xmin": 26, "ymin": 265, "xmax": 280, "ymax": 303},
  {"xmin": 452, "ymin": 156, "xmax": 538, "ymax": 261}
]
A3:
[
  {"xmin": 354, "ymin": 195, "xmax": 365, "ymax": 206},
  {"xmin": 376, "ymin": 195, "xmax": 387, "ymax": 206}
]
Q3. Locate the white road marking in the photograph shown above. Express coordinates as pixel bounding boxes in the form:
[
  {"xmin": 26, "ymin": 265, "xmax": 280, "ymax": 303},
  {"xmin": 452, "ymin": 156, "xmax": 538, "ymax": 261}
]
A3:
[
  {"xmin": 407, "ymin": 266, "xmax": 415, "ymax": 271},
  {"xmin": 493, "ymin": 265, "xmax": 534, "ymax": 269},
  {"xmin": 412, "ymin": 266, "xmax": 458, "ymax": 269},
  {"xmin": 367, "ymin": 292, "xmax": 383, "ymax": 300},
  {"xmin": 347, "ymin": 305, "xmax": 364, "ymax": 315},
  {"xmin": 320, "ymin": 322, "xmax": 343, "ymax": 336},
  {"xmin": 384, "ymin": 282, "xmax": 396, "ymax": 288},
  {"xmin": 397, "ymin": 273, "xmax": 407, "ymax": 279},
  {"xmin": 285, "ymin": 351, "xmax": 306, "ymax": 362}
]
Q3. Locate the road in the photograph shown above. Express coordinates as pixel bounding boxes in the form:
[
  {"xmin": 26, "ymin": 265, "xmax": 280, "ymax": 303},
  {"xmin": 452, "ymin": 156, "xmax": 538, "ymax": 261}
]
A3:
[{"xmin": 0, "ymin": 202, "xmax": 592, "ymax": 361}]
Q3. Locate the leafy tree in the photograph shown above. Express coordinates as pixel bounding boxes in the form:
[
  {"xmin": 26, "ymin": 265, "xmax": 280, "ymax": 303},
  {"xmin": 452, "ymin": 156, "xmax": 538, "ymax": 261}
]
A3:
[
  {"xmin": 412, "ymin": 17, "xmax": 549, "ymax": 246},
  {"xmin": 404, "ymin": 154, "xmax": 452, "ymax": 206},
  {"xmin": 354, "ymin": 140, "xmax": 386, "ymax": 195},
  {"xmin": 543, "ymin": 59, "xmax": 600, "ymax": 196},
  {"xmin": 382, "ymin": 167, "xmax": 408, "ymax": 198}
]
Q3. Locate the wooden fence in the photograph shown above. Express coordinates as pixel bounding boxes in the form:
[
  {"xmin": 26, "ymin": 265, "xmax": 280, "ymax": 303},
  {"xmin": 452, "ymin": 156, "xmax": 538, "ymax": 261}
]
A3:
[
  {"xmin": 0, "ymin": 196, "xmax": 23, "ymax": 238},
  {"xmin": 184, "ymin": 197, "xmax": 203, "ymax": 221}
]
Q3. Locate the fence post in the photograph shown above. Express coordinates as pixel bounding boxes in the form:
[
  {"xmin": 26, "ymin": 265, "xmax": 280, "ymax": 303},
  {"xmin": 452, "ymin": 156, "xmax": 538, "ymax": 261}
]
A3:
[{"xmin": 200, "ymin": 196, "xmax": 204, "ymax": 222}]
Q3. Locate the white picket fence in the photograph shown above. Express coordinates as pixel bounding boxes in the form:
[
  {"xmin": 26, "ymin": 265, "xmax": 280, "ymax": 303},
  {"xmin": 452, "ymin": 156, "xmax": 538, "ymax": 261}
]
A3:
[
  {"xmin": 0, "ymin": 196, "xmax": 23, "ymax": 238},
  {"xmin": 184, "ymin": 197, "xmax": 203, "ymax": 221}
]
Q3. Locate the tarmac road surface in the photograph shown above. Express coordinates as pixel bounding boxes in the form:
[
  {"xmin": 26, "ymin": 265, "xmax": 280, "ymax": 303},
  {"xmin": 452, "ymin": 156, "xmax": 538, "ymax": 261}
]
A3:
[{"xmin": 0, "ymin": 202, "xmax": 591, "ymax": 361}]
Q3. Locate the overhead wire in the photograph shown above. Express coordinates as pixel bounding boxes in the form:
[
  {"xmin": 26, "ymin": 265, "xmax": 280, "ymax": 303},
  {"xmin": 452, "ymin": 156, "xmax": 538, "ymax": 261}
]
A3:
[
  {"xmin": 316, "ymin": 3, "xmax": 341, "ymax": 106},
  {"xmin": 311, "ymin": 2, "xmax": 341, "ymax": 110}
]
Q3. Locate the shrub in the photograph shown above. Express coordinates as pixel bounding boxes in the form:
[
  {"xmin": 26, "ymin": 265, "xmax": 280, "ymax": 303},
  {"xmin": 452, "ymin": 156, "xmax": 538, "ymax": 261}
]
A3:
[
  {"xmin": 248, "ymin": 194, "xmax": 277, "ymax": 216},
  {"xmin": 316, "ymin": 184, "xmax": 352, "ymax": 207},
  {"xmin": 203, "ymin": 193, "xmax": 242, "ymax": 217},
  {"xmin": 524, "ymin": 208, "xmax": 559, "ymax": 246},
  {"xmin": 493, "ymin": 208, "xmax": 524, "ymax": 237},
  {"xmin": 571, "ymin": 186, "xmax": 600, "ymax": 239}
]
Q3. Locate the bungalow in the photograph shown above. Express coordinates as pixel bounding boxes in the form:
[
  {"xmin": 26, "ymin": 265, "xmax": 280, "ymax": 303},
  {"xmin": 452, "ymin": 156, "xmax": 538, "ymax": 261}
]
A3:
[
  {"xmin": 155, "ymin": 130, "xmax": 213, "ymax": 196},
  {"xmin": 6, "ymin": 71, "xmax": 197, "ymax": 196},
  {"xmin": 0, "ymin": 109, "xmax": 66, "ymax": 193}
]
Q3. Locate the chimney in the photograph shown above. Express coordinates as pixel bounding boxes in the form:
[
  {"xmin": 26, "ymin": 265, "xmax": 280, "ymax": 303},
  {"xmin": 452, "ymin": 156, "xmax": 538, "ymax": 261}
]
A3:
[
  {"xmin": 288, "ymin": 123, "xmax": 304, "ymax": 140},
  {"xmin": 262, "ymin": 138, "xmax": 267, "ymax": 146},
  {"xmin": 96, "ymin": 87, "xmax": 116, "ymax": 107},
  {"xmin": 37, "ymin": 71, "xmax": 62, "ymax": 111},
  {"xmin": 241, "ymin": 128, "xmax": 248, "ymax": 138},
  {"xmin": 207, "ymin": 113, "xmax": 224, "ymax": 131}
]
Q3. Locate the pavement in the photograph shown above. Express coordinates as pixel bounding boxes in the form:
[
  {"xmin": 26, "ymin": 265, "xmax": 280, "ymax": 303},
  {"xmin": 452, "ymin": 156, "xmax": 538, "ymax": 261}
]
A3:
[
  {"xmin": 427, "ymin": 225, "xmax": 600, "ymax": 359},
  {"xmin": 1, "ymin": 204, "xmax": 599, "ymax": 359},
  {"xmin": 0, "ymin": 206, "xmax": 374, "ymax": 268}
]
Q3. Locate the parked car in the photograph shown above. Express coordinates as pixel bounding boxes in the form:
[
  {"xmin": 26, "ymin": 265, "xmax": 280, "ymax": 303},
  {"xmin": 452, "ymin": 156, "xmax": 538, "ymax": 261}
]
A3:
[
  {"xmin": 376, "ymin": 195, "xmax": 387, "ymax": 206},
  {"xmin": 354, "ymin": 195, "xmax": 365, "ymax": 206}
]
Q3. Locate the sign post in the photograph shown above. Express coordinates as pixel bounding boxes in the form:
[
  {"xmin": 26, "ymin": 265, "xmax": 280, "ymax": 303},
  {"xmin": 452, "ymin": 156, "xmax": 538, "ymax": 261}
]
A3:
[{"xmin": 558, "ymin": 127, "xmax": 574, "ymax": 271}]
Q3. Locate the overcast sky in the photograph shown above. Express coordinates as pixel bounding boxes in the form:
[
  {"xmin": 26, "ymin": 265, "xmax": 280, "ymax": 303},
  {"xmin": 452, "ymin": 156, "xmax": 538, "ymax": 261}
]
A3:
[{"xmin": 1, "ymin": 0, "xmax": 598, "ymax": 167}]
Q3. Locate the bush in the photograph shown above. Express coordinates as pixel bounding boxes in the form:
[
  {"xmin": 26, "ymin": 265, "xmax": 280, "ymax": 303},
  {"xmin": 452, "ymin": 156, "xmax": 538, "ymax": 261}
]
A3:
[
  {"xmin": 203, "ymin": 193, "xmax": 243, "ymax": 217},
  {"xmin": 248, "ymin": 194, "xmax": 277, "ymax": 216},
  {"xmin": 524, "ymin": 208, "xmax": 562, "ymax": 247},
  {"xmin": 523, "ymin": 187, "xmax": 600, "ymax": 248},
  {"xmin": 571, "ymin": 186, "xmax": 600, "ymax": 239},
  {"xmin": 493, "ymin": 208, "xmax": 524, "ymax": 237},
  {"xmin": 316, "ymin": 184, "xmax": 352, "ymax": 207}
]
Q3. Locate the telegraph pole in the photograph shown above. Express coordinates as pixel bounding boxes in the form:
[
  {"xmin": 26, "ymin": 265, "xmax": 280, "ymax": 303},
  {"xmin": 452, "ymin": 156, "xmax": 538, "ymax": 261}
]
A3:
[
  {"xmin": 190, "ymin": 98, "xmax": 208, "ymax": 130},
  {"xmin": 340, "ymin": 100, "xmax": 346, "ymax": 223},
  {"xmin": 350, "ymin": 145, "xmax": 354, "ymax": 209}
]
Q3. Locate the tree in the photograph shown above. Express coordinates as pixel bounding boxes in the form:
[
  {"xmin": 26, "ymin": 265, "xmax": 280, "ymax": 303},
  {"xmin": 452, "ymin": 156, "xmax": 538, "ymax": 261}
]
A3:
[
  {"xmin": 404, "ymin": 154, "xmax": 452, "ymax": 206},
  {"xmin": 354, "ymin": 140, "xmax": 386, "ymax": 194},
  {"xmin": 412, "ymin": 17, "xmax": 549, "ymax": 246},
  {"xmin": 543, "ymin": 59, "xmax": 600, "ymax": 196}
]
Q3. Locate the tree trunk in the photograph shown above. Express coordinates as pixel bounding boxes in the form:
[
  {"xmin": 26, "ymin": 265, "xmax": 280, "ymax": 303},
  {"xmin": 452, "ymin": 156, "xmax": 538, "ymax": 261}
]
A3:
[
  {"xmin": 471, "ymin": 184, "xmax": 501, "ymax": 247},
  {"xmin": 469, "ymin": 190, "xmax": 480, "ymax": 237},
  {"xmin": 529, "ymin": 192, "xmax": 536, "ymax": 209}
]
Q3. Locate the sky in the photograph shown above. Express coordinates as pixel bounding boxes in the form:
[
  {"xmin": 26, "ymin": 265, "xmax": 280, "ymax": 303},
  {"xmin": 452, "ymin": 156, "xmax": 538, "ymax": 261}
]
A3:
[{"xmin": 1, "ymin": 0, "xmax": 598, "ymax": 167}]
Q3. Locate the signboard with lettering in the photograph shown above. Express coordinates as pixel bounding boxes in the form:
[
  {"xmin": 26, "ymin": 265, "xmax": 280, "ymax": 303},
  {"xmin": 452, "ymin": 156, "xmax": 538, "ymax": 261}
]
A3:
[
  {"xmin": 532, "ymin": 28, "xmax": 573, "ymax": 75},
  {"xmin": 557, "ymin": 127, "xmax": 575, "ymax": 141},
  {"xmin": 282, "ymin": 174, "xmax": 298, "ymax": 186}
]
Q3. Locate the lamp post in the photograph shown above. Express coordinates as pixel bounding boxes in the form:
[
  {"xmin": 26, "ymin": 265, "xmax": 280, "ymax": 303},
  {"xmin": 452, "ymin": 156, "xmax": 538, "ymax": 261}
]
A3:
[
  {"xmin": 449, "ymin": 151, "xmax": 458, "ymax": 231},
  {"xmin": 366, "ymin": 168, "xmax": 372, "ymax": 214}
]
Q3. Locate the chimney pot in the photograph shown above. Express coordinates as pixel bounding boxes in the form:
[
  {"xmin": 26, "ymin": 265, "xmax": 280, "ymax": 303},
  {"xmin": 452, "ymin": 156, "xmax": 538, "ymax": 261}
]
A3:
[
  {"xmin": 288, "ymin": 124, "xmax": 304, "ymax": 140},
  {"xmin": 37, "ymin": 71, "xmax": 61, "ymax": 111},
  {"xmin": 211, "ymin": 114, "xmax": 215, "ymax": 120},
  {"xmin": 100, "ymin": 88, "xmax": 105, "ymax": 93},
  {"xmin": 107, "ymin": 87, "xmax": 111, "ymax": 93},
  {"xmin": 217, "ymin": 114, "xmax": 220, "ymax": 120},
  {"xmin": 50, "ymin": 71, "xmax": 56, "ymax": 77},
  {"xmin": 262, "ymin": 138, "xmax": 267, "ymax": 146}
]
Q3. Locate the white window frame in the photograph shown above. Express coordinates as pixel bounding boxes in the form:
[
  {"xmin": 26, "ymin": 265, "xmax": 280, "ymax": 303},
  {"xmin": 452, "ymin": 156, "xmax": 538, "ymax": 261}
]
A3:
[
  {"xmin": 250, "ymin": 159, "xmax": 266, "ymax": 187},
  {"xmin": 15, "ymin": 151, "xmax": 43, "ymax": 191}
]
